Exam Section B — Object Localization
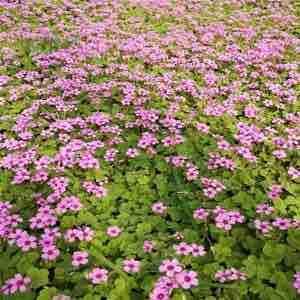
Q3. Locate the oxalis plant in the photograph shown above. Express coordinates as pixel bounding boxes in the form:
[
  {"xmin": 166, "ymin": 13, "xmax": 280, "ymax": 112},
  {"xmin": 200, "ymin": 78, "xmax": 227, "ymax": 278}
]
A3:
[{"xmin": 0, "ymin": 0, "xmax": 299, "ymax": 299}]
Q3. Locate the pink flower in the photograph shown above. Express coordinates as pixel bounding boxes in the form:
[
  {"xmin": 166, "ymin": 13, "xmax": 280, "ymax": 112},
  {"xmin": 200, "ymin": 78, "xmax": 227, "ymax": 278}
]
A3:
[
  {"xmin": 104, "ymin": 148, "xmax": 118, "ymax": 162},
  {"xmin": 41, "ymin": 245, "xmax": 60, "ymax": 261},
  {"xmin": 174, "ymin": 242, "xmax": 192, "ymax": 256},
  {"xmin": 267, "ymin": 184, "xmax": 283, "ymax": 200},
  {"xmin": 293, "ymin": 272, "xmax": 300, "ymax": 294},
  {"xmin": 288, "ymin": 167, "xmax": 300, "ymax": 180},
  {"xmin": 196, "ymin": 122, "xmax": 209, "ymax": 134},
  {"xmin": 143, "ymin": 240, "xmax": 155, "ymax": 253},
  {"xmin": 106, "ymin": 226, "xmax": 122, "ymax": 237},
  {"xmin": 256, "ymin": 203, "xmax": 274, "ymax": 215},
  {"xmin": 201, "ymin": 177, "xmax": 225, "ymax": 199},
  {"xmin": 123, "ymin": 259, "xmax": 140, "ymax": 273},
  {"xmin": 193, "ymin": 208, "xmax": 209, "ymax": 221},
  {"xmin": 213, "ymin": 207, "xmax": 245, "ymax": 231},
  {"xmin": 254, "ymin": 219, "xmax": 273, "ymax": 234},
  {"xmin": 190, "ymin": 244, "xmax": 206, "ymax": 257},
  {"xmin": 48, "ymin": 176, "xmax": 69, "ymax": 195},
  {"xmin": 159, "ymin": 259, "xmax": 182, "ymax": 277},
  {"xmin": 272, "ymin": 217, "xmax": 291, "ymax": 230},
  {"xmin": 215, "ymin": 268, "xmax": 247, "ymax": 283},
  {"xmin": 175, "ymin": 271, "xmax": 198, "ymax": 289},
  {"xmin": 244, "ymin": 105, "xmax": 258, "ymax": 118},
  {"xmin": 152, "ymin": 202, "xmax": 167, "ymax": 215},
  {"xmin": 72, "ymin": 251, "xmax": 89, "ymax": 267},
  {"xmin": 81, "ymin": 226, "xmax": 95, "ymax": 241},
  {"xmin": 155, "ymin": 275, "xmax": 178, "ymax": 290},
  {"xmin": 17, "ymin": 234, "xmax": 37, "ymax": 252},
  {"xmin": 272, "ymin": 150, "xmax": 287, "ymax": 159},
  {"xmin": 1, "ymin": 274, "xmax": 31, "ymax": 295},
  {"xmin": 126, "ymin": 148, "xmax": 140, "ymax": 158},
  {"xmin": 83, "ymin": 181, "xmax": 107, "ymax": 198},
  {"xmin": 185, "ymin": 164, "xmax": 199, "ymax": 181},
  {"xmin": 56, "ymin": 196, "xmax": 83, "ymax": 214},
  {"xmin": 149, "ymin": 287, "xmax": 170, "ymax": 300},
  {"xmin": 87, "ymin": 267, "xmax": 108, "ymax": 284}
]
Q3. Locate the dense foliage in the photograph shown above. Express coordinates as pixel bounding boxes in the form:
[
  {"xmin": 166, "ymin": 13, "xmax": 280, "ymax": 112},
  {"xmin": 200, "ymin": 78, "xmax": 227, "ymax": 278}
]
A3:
[{"xmin": 0, "ymin": 0, "xmax": 299, "ymax": 299}]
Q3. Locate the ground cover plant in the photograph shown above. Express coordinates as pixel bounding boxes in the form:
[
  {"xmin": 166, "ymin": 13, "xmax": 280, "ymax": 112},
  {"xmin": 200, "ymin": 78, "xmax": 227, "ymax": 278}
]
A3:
[{"xmin": 0, "ymin": 0, "xmax": 299, "ymax": 299}]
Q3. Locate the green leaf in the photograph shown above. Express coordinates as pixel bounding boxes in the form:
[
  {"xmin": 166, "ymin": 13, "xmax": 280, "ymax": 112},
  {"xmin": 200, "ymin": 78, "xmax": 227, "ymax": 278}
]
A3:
[
  {"xmin": 78, "ymin": 211, "xmax": 98, "ymax": 227},
  {"xmin": 263, "ymin": 242, "xmax": 286, "ymax": 262},
  {"xmin": 285, "ymin": 183, "xmax": 300, "ymax": 196},
  {"xmin": 54, "ymin": 267, "xmax": 66, "ymax": 281},
  {"xmin": 172, "ymin": 291, "xmax": 187, "ymax": 300},
  {"xmin": 212, "ymin": 242, "xmax": 232, "ymax": 262},
  {"xmin": 137, "ymin": 175, "xmax": 151, "ymax": 185},
  {"xmin": 136, "ymin": 222, "xmax": 152, "ymax": 237},
  {"xmin": 27, "ymin": 267, "xmax": 49, "ymax": 289},
  {"xmin": 16, "ymin": 252, "xmax": 39, "ymax": 274},
  {"xmin": 60, "ymin": 215, "xmax": 77, "ymax": 229},
  {"xmin": 37, "ymin": 288, "xmax": 58, "ymax": 300},
  {"xmin": 288, "ymin": 230, "xmax": 300, "ymax": 250},
  {"xmin": 83, "ymin": 294, "xmax": 98, "ymax": 300},
  {"xmin": 109, "ymin": 277, "xmax": 130, "ymax": 300},
  {"xmin": 243, "ymin": 255, "xmax": 258, "ymax": 277},
  {"xmin": 154, "ymin": 174, "xmax": 168, "ymax": 197}
]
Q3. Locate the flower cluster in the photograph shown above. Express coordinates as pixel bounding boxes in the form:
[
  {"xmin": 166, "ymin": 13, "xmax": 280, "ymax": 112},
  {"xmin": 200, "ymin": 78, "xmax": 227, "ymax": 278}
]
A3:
[
  {"xmin": 201, "ymin": 177, "xmax": 226, "ymax": 199},
  {"xmin": 56, "ymin": 196, "xmax": 83, "ymax": 214},
  {"xmin": 215, "ymin": 268, "xmax": 247, "ymax": 283},
  {"xmin": 83, "ymin": 181, "xmax": 108, "ymax": 198},
  {"xmin": 174, "ymin": 242, "xmax": 206, "ymax": 257},
  {"xmin": 64, "ymin": 226, "xmax": 94, "ymax": 242},
  {"xmin": 1, "ymin": 274, "xmax": 31, "ymax": 295},
  {"xmin": 207, "ymin": 153, "xmax": 236, "ymax": 171},
  {"xmin": 213, "ymin": 207, "xmax": 245, "ymax": 231},
  {"xmin": 150, "ymin": 259, "xmax": 199, "ymax": 299}
]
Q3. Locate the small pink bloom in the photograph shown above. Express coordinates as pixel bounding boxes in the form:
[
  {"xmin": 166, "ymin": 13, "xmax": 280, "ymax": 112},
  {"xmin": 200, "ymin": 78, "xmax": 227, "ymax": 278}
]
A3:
[
  {"xmin": 87, "ymin": 267, "xmax": 108, "ymax": 284},
  {"xmin": 159, "ymin": 259, "xmax": 182, "ymax": 277},
  {"xmin": 143, "ymin": 240, "xmax": 155, "ymax": 253},
  {"xmin": 123, "ymin": 259, "xmax": 140, "ymax": 273},
  {"xmin": 174, "ymin": 242, "xmax": 192, "ymax": 256},
  {"xmin": 106, "ymin": 226, "xmax": 122, "ymax": 237},
  {"xmin": 152, "ymin": 202, "xmax": 167, "ymax": 215},
  {"xmin": 175, "ymin": 271, "xmax": 198, "ymax": 289},
  {"xmin": 72, "ymin": 251, "xmax": 89, "ymax": 267},
  {"xmin": 193, "ymin": 208, "xmax": 209, "ymax": 221},
  {"xmin": 190, "ymin": 243, "xmax": 206, "ymax": 257}
]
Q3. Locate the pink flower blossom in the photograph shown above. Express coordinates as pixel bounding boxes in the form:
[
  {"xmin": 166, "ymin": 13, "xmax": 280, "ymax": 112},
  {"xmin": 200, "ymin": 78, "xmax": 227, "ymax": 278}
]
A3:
[
  {"xmin": 193, "ymin": 208, "xmax": 209, "ymax": 221},
  {"xmin": 72, "ymin": 251, "xmax": 89, "ymax": 267},
  {"xmin": 175, "ymin": 271, "xmax": 198, "ymax": 289},
  {"xmin": 87, "ymin": 267, "xmax": 108, "ymax": 284},
  {"xmin": 215, "ymin": 268, "xmax": 247, "ymax": 283},
  {"xmin": 152, "ymin": 202, "xmax": 167, "ymax": 215},
  {"xmin": 174, "ymin": 242, "xmax": 192, "ymax": 256},
  {"xmin": 106, "ymin": 226, "xmax": 122, "ymax": 237},
  {"xmin": 123, "ymin": 259, "xmax": 141, "ymax": 273},
  {"xmin": 143, "ymin": 240, "xmax": 155, "ymax": 253},
  {"xmin": 1, "ymin": 274, "xmax": 31, "ymax": 295},
  {"xmin": 159, "ymin": 259, "xmax": 182, "ymax": 277}
]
